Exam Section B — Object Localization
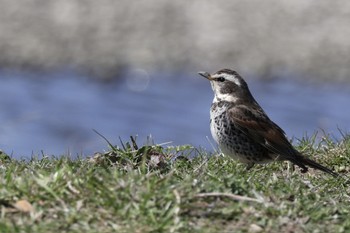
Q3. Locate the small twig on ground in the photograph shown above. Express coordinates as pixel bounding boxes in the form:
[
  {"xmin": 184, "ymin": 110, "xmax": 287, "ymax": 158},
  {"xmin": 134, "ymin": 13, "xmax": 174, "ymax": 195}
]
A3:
[{"xmin": 195, "ymin": 192, "xmax": 263, "ymax": 203}]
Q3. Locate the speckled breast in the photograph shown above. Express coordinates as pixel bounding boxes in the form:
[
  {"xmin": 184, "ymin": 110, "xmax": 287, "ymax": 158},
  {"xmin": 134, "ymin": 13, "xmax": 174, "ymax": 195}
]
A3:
[{"xmin": 210, "ymin": 101, "xmax": 271, "ymax": 164}]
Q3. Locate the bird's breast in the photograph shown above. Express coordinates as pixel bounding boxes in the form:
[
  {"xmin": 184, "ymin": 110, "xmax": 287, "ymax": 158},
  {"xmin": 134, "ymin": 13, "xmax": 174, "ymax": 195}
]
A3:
[{"xmin": 210, "ymin": 102, "xmax": 272, "ymax": 164}]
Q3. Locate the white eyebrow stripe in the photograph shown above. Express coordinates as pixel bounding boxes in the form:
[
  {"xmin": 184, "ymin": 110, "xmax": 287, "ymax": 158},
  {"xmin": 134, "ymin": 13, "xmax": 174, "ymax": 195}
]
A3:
[{"xmin": 212, "ymin": 73, "xmax": 241, "ymax": 86}]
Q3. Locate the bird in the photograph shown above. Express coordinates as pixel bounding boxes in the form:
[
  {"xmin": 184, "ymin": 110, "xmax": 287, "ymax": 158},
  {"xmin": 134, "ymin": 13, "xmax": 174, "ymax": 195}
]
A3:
[{"xmin": 198, "ymin": 69, "xmax": 338, "ymax": 177}]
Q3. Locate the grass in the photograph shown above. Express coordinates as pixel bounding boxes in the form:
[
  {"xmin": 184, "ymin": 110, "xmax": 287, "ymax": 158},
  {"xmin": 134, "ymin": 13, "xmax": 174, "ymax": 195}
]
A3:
[{"xmin": 0, "ymin": 133, "xmax": 349, "ymax": 233}]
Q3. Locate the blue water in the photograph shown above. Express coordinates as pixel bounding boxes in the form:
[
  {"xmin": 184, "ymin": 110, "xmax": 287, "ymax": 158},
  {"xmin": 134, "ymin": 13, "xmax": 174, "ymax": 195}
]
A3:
[{"xmin": 0, "ymin": 69, "xmax": 349, "ymax": 158}]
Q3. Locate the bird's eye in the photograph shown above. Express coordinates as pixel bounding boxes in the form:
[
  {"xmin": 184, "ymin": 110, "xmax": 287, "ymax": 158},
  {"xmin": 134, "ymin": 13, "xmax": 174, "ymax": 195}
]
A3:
[{"xmin": 216, "ymin": 77, "xmax": 225, "ymax": 82}]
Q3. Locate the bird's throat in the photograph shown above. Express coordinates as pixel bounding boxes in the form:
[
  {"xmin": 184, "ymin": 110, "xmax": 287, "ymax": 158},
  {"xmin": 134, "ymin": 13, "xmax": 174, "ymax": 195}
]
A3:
[{"xmin": 213, "ymin": 93, "xmax": 238, "ymax": 104}]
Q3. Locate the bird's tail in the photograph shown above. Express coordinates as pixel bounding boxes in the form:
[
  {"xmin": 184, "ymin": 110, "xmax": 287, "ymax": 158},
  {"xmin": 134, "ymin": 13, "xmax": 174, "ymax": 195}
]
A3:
[{"xmin": 291, "ymin": 153, "xmax": 339, "ymax": 177}]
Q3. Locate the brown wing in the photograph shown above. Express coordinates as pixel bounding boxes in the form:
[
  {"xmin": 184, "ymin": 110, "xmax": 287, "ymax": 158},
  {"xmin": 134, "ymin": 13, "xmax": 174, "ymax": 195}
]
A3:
[
  {"xmin": 228, "ymin": 105, "xmax": 339, "ymax": 177},
  {"xmin": 228, "ymin": 105, "xmax": 297, "ymax": 159}
]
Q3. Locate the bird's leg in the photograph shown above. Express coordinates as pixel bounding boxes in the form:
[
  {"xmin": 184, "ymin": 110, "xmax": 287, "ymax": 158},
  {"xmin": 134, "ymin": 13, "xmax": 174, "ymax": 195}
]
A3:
[
  {"xmin": 299, "ymin": 166, "xmax": 308, "ymax": 173},
  {"xmin": 246, "ymin": 163, "xmax": 255, "ymax": 171},
  {"xmin": 292, "ymin": 161, "xmax": 308, "ymax": 173}
]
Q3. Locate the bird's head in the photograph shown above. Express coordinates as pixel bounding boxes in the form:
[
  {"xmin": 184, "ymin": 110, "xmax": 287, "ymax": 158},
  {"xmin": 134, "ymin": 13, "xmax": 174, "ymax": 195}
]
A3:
[{"xmin": 198, "ymin": 69, "xmax": 253, "ymax": 103}]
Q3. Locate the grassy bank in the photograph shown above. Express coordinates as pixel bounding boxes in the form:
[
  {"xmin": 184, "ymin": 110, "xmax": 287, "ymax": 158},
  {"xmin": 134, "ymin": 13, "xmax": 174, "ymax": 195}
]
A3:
[{"xmin": 0, "ymin": 135, "xmax": 349, "ymax": 232}]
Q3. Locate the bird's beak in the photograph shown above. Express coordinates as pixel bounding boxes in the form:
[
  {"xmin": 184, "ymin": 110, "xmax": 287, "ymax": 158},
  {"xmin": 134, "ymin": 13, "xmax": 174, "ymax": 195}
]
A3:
[{"xmin": 198, "ymin": 71, "xmax": 214, "ymax": 80}]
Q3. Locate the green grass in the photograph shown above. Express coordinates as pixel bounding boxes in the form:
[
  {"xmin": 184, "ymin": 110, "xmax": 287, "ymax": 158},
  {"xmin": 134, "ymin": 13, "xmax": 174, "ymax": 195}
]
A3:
[{"xmin": 0, "ymin": 134, "xmax": 349, "ymax": 233}]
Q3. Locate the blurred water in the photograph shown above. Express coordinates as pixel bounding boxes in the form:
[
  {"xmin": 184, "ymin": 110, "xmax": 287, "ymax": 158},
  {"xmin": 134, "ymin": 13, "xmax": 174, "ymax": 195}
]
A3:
[{"xmin": 0, "ymin": 69, "xmax": 349, "ymax": 158}]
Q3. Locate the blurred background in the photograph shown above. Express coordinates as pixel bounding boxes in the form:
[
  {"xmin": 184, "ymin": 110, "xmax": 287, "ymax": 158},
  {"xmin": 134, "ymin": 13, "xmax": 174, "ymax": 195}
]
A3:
[{"xmin": 0, "ymin": 0, "xmax": 349, "ymax": 158}]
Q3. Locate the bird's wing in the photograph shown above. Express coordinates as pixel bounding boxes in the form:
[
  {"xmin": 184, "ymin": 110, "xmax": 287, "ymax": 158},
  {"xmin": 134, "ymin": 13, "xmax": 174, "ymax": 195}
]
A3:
[
  {"xmin": 228, "ymin": 105, "xmax": 339, "ymax": 177},
  {"xmin": 228, "ymin": 105, "xmax": 296, "ymax": 158}
]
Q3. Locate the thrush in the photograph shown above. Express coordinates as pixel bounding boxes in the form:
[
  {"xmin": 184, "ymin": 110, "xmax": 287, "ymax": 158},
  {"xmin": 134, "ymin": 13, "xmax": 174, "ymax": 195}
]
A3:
[{"xmin": 199, "ymin": 69, "xmax": 338, "ymax": 177}]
